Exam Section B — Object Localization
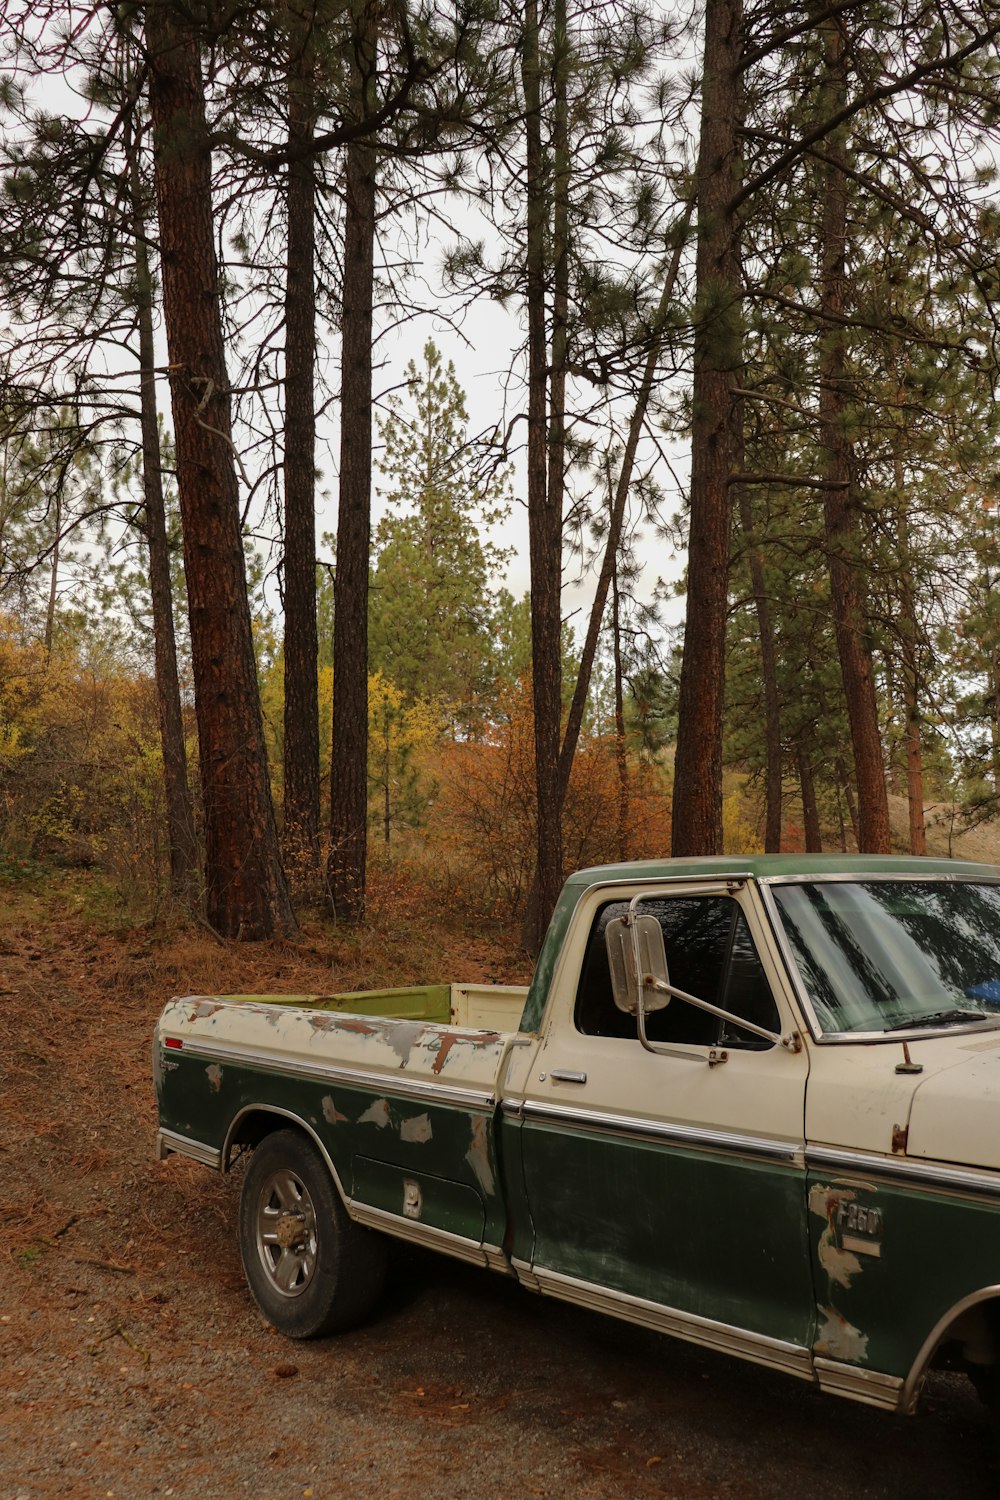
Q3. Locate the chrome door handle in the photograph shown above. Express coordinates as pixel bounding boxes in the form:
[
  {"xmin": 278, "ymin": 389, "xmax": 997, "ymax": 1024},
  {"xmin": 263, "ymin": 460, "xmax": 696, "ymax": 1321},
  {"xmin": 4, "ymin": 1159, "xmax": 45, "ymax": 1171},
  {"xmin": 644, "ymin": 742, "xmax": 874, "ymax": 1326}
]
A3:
[{"xmin": 549, "ymin": 1069, "xmax": 587, "ymax": 1084}]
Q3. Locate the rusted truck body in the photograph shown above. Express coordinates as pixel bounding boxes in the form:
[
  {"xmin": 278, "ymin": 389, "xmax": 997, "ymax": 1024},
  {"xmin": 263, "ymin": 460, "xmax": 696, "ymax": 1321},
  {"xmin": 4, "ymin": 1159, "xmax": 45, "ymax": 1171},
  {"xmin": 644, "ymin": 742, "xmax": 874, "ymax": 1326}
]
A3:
[{"xmin": 154, "ymin": 855, "xmax": 1000, "ymax": 1418}]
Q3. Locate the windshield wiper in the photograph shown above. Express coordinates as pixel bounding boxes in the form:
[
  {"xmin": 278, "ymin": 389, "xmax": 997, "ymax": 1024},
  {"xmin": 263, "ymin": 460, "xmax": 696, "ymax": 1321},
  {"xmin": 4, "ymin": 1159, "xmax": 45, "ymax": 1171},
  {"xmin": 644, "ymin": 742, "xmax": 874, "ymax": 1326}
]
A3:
[{"xmin": 886, "ymin": 1008, "xmax": 988, "ymax": 1032}]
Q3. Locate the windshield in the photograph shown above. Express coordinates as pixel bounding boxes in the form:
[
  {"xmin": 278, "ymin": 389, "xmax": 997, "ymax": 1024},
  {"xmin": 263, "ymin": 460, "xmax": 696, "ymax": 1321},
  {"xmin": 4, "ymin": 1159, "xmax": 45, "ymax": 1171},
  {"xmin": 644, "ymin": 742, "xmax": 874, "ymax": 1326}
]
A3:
[{"xmin": 770, "ymin": 879, "xmax": 1000, "ymax": 1035}]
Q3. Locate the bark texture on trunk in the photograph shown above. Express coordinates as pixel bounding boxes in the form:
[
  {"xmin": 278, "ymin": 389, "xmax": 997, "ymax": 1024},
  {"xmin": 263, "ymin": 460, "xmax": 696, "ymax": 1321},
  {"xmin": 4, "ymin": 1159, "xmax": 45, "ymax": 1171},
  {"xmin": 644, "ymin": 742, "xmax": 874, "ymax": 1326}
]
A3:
[
  {"xmin": 819, "ymin": 18, "xmax": 890, "ymax": 854},
  {"xmin": 129, "ymin": 124, "xmax": 199, "ymax": 907},
  {"xmin": 328, "ymin": 0, "xmax": 377, "ymax": 924},
  {"xmin": 146, "ymin": 2, "xmax": 294, "ymax": 938},
  {"xmin": 737, "ymin": 486, "xmax": 782, "ymax": 850},
  {"xmin": 282, "ymin": 20, "xmax": 321, "ymax": 889},
  {"xmin": 797, "ymin": 740, "xmax": 822, "ymax": 852},
  {"xmin": 612, "ymin": 566, "xmax": 630, "ymax": 862},
  {"xmin": 672, "ymin": 0, "xmax": 743, "ymax": 855},
  {"xmin": 520, "ymin": 0, "xmax": 564, "ymax": 955},
  {"xmin": 894, "ymin": 468, "xmax": 926, "ymax": 855}
]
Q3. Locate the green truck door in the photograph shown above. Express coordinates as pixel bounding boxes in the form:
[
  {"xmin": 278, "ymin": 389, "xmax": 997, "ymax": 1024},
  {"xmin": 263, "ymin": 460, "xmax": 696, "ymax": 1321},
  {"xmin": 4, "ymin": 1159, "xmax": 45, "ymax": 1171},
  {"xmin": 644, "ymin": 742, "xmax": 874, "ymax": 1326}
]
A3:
[{"xmin": 511, "ymin": 885, "xmax": 815, "ymax": 1361}]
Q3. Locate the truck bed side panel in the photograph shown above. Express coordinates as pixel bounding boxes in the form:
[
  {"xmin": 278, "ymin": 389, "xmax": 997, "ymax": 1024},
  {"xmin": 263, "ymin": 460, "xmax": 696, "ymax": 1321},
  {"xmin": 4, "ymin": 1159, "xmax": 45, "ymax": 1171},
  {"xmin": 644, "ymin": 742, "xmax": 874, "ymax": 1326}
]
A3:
[{"xmin": 155, "ymin": 997, "xmax": 521, "ymax": 1253}]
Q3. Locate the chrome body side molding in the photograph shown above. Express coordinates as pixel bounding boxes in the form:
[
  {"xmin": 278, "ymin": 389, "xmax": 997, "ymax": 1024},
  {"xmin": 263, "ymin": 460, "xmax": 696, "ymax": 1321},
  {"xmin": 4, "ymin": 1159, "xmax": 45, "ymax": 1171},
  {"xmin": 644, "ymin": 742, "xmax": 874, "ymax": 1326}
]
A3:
[
  {"xmin": 510, "ymin": 1260, "xmax": 814, "ymax": 1381},
  {"xmin": 807, "ymin": 1145, "xmax": 1000, "ymax": 1203},
  {"xmin": 346, "ymin": 1199, "xmax": 511, "ymax": 1274},
  {"xmin": 513, "ymin": 1098, "xmax": 804, "ymax": 1166},
  {"xmin": 174, "ymin": 1036, "xmax": 497, "ymax": 1112},
  {"xmin": 813, "ymin": 1358, "xmax": 903, "ymax": 1411},
  {"xmin": 156, "ymin": 1128, "xmax": 222, "ymax": 1171}
]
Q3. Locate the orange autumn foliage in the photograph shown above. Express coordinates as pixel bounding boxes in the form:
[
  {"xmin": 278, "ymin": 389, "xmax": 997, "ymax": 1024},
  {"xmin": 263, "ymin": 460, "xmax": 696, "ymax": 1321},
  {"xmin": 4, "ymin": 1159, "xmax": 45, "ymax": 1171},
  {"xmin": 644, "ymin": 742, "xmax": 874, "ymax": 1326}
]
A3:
[{"xmin": 432, "ymin": 680, "xmax": 672, "ymax": 917}]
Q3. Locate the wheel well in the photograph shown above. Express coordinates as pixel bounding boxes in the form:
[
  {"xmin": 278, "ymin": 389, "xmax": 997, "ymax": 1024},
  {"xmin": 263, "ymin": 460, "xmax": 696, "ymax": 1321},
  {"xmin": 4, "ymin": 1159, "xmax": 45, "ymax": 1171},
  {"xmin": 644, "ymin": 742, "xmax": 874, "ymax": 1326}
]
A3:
[
  {"xmin": 225, "ymin": 1107, "xmax": 296, "ymax": 1163},
  {"xmin": 904, "ymin": 1289, "xmax": 1000, "ymax": 1412},
  {"xmin": 223, "ymin": 1108, "xmax": 347, "ymax": 1202}
]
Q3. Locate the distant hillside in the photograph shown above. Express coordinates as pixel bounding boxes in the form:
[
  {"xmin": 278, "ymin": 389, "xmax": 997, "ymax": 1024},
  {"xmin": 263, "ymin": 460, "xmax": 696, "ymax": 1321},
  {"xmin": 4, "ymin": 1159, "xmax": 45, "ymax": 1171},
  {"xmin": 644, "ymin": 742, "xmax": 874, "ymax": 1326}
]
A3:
[{"xmin": 889, "ymin": 795, "xmax": 1000, "ymax": 865}]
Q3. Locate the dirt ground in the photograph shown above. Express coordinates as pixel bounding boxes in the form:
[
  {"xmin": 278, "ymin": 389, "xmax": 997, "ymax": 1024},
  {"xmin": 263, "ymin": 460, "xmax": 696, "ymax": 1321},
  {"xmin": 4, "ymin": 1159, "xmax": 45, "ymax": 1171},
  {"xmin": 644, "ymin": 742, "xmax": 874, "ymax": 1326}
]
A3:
[{"xmin": 1, "ymin": 882, "xmax": 997, "ymax": 1500}]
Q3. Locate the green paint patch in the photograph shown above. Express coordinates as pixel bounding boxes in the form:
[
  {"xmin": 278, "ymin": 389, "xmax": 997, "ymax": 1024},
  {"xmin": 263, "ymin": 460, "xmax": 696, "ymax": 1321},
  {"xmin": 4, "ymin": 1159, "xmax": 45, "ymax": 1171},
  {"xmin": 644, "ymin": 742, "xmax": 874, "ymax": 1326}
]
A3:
[{"xmin": 220, "ymin": 985, "xmax": 453, "ymax": 1022}]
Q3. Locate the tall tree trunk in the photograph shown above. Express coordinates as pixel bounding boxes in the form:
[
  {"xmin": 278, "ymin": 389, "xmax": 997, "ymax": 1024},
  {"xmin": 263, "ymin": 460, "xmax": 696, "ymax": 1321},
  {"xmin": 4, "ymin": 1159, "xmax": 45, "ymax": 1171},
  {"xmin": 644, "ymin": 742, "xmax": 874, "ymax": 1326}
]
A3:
[
  {"xmin": 819, "ymin": 18, "xmax": 890, "ymax": 853},
  {"xmin": 894, "ymin": 454, "xmax": 926, "ymax": 855},
  {"xmin": 44, "ymin": 484, "xmax": 60, "ymax": 660},
  {"xmin": 145, "ymin": 3, "xmax": 294, "ymax": 939},
  {"xmin": 672, "ymin": 0, "xmax": 743, "ymax": 855},
  {"xmin": 128, "ymin": 117, "xmax": 199, "ymax": 906},
  {"xmin": 328, "ymin": 0, "xmax": 377, "ymax": 923},
  {"xmin": 797, "ymin": 739, "xmax": 822, "ymax": 852},
  {"xmin": 737, "ymin": 485, "xmax": 782, "ymax": 850},
  {"xmin": 557, "ymin": 216, "xmax": 691, "ymax": 795},
  {"xmin": 612, "ymin": 564, "xmax": 630, "ymax": 862},
  {"xmin": 282, "ymin": 11, "xmax": 321, "ymax": 890},
  {"xmin": 520, "ymin": 0, "xmax": 563, "ymax": 954},
  {"xmin": 835, "ymin": 755, "xmax": 861, "ymax": 849}
]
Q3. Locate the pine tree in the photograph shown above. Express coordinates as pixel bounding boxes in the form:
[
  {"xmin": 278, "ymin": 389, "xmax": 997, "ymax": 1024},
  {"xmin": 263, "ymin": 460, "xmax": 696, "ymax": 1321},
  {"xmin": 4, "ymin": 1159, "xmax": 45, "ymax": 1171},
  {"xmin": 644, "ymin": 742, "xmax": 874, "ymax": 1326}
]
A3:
[{"xmin": 370, "ymin": 342, "xmax": 511, "ymax": 723}]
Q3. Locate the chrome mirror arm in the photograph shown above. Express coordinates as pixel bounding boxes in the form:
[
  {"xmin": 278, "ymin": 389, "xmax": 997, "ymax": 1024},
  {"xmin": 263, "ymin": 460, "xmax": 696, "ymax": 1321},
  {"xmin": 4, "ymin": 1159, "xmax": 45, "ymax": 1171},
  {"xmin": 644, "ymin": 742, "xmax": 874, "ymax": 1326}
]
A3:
[{"xmin": 641, "ymin": 975, "xmax": 781, "ymax": 1047}]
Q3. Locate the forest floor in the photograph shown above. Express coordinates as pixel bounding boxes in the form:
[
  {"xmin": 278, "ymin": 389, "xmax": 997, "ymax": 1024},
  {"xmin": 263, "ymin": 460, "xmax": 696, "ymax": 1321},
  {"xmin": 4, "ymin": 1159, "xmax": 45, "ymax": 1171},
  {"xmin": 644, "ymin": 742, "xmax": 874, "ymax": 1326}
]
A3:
[{"xmin": 1, "ymin": 864, "xmax": 998, "ymax": 1500}]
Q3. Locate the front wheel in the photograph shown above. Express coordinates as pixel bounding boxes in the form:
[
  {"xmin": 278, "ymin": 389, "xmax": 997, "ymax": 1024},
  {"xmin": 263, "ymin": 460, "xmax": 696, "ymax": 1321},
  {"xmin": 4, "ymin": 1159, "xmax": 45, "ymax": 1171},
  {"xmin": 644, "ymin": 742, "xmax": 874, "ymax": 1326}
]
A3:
[{"xmin": 238, "ymin": 1128, "xmax": 387, "ymax": 1338}]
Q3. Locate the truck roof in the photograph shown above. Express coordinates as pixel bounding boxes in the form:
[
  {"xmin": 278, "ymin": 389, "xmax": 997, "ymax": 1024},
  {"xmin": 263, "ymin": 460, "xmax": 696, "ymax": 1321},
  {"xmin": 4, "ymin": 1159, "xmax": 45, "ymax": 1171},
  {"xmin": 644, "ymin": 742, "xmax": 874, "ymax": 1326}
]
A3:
[
  {"xmin": 565, "ymin": 853, "xmax": 1000, "ymax": 885},
  {"xmin": 518, "ymin": 853, "xmax": 1000, "ymax": 1034}
]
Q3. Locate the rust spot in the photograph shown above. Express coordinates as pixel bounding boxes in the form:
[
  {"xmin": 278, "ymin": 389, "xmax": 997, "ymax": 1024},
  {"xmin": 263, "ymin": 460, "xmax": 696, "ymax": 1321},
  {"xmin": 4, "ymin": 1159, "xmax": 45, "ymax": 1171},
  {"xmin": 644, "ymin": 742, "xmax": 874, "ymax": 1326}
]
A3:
[
  {"xmin": 430, "ymin": 1030, "xmax": 501, "ymax": 1075},
  {"xmin": 891, "ymin": 1122, "xmax": 908, "ymax": 1154},
  {"xmin": 308, "ymin": 1013, "xmax": 381, "ymax": 1036},
  {"xmin": 307, "ymin": 1014, "xmax": 337, "ymax": 1032},
  {"xmin": 333, "ymin": 1017, "xmax": 382, "ymax": 1037},
  {"xmin": 321, "ymin": 1095, "xmax": 348, "ymax": 1125},
  {"xmin": 205, "ymin": 1064, "xmax": 223, "ymax": 1092},
  {"xmin": 189, "ymin": 1000, "xmax": 224, "ymax": 1020}
]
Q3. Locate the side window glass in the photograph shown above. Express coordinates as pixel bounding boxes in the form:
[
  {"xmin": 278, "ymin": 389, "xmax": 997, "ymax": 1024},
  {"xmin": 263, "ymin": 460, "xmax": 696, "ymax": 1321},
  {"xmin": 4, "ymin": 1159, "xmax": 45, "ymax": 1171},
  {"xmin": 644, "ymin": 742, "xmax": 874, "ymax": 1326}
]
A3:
[
  {"xmin": 718, "ymin": 913, "xmax": 781, "ymax": 1050},
  {"xmin": 575, "ymin": 896, "xmax": 779, "ymax": 1049}
]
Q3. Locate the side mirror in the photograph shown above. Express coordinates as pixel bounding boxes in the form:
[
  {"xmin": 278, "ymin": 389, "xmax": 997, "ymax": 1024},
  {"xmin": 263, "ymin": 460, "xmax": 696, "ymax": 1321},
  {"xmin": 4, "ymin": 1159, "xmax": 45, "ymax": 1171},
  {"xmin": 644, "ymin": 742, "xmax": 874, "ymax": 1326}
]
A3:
[{"xmin": 605, "ymin": 914, "xmax": 670, "ymax": 1016}]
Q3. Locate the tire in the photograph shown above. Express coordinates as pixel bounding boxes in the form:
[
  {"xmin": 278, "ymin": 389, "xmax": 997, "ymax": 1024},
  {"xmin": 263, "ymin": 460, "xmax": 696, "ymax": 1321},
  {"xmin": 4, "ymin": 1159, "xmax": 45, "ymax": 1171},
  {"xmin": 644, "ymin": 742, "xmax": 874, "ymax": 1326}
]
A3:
[{"xmin": 238, "ymin": 1128, "xmax": 387, "ymax": 1338}]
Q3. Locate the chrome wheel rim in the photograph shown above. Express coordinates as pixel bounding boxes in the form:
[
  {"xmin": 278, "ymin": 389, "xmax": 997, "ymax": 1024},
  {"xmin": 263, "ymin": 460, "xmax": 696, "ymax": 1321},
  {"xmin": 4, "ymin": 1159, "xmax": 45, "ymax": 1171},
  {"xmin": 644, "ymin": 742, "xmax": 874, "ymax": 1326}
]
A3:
[{"xmin": 254, "ymin": 1168, "xmax": 318, "ymax": 1298}]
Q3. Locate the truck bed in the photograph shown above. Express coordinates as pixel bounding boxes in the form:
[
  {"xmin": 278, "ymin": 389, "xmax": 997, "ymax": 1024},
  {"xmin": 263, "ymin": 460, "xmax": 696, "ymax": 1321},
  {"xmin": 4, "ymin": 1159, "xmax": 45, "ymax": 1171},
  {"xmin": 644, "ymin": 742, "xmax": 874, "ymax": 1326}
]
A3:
[
  {"xmin": 154, "ymin": 985, "xmax": 533, "ymax": 1268},
  {"xmin": 208, "ymin": 982, "xmax": 530, "ymax": 1033}
]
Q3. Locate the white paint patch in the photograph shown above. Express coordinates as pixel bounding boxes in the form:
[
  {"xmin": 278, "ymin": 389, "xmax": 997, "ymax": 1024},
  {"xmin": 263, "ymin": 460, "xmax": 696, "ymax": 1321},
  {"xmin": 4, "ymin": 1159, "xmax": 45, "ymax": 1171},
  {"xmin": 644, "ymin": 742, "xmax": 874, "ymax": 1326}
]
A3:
[
  {"xmin": 809, "ymin": 1184, "xmax": 863, "ymax": 1289},
  {"xmin": 400, "ymin": 1113, "xmax": 433, "ymax": 1143},
  {"xmin": 465, "ymin": 1116, "xmax": 495, "ymax": 1196},
  {"xmin": 818, "ymin": 1234, "xmax": 862, "ymax": 1290},
  {"xmin": 321, "ymin": 1095, "xmax": 349, "ymax": 1124},
  {"xmin": 205, "ymin": 1064, "xmax": 223, "ymax": 1092},
  {"xmin": 358, "ymin": 1098, "xmax": 391, "ymax": 1128},
  {"xmin": 815, "ymin": 1305, "xmax": 869, "ymax": 1363}
]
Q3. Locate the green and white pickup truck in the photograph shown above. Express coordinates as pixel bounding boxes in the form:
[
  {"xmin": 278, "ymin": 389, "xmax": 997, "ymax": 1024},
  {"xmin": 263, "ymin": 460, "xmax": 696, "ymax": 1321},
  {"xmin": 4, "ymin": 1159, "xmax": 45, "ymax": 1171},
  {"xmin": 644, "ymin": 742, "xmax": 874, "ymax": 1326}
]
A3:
[{"xmin": 155, "ymin": 855, "xmax": 1000, "ymax": 1420}]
